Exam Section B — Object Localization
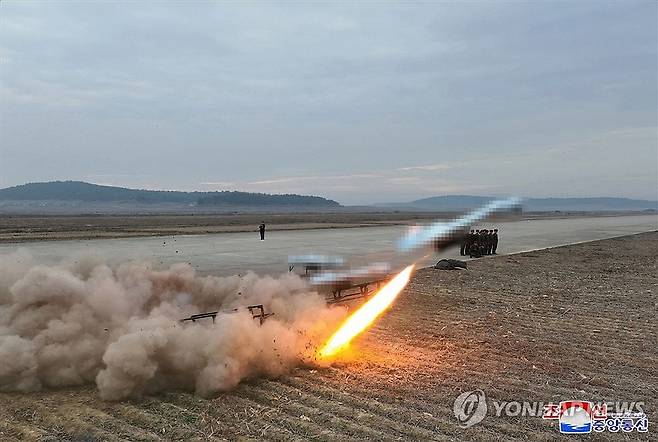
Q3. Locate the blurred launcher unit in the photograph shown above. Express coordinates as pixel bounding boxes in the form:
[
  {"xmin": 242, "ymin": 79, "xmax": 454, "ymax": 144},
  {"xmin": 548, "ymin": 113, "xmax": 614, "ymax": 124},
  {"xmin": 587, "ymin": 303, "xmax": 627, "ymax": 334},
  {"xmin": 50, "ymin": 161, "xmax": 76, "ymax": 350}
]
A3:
[
  {"xmin": 180, "ymin": 304, "xmax": 274, "ymax": 325},
  {"xmin": 289, "ymin": 255, "xmax": 392, "ymax": 304}
]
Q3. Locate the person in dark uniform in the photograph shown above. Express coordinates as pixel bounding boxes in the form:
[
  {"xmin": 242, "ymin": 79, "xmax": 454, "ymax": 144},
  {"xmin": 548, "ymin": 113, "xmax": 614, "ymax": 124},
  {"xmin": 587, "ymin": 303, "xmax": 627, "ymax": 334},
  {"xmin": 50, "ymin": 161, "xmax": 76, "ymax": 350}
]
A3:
[
  {"xmin": 486, "ymin": 229, "xmax": 493, "ymax": 255},
  {"xmin": 469, "ymin": 235, "xmax": 481, "ymax": 258},
  {"xmin": 492, "ymin": 228, "xmax": 499, "ymax": 254},
  {"xmin": 258, "ymin": 222, "xmax": 266, "ymax": 240},
  {"xmin": 460, "ymin": 230, "xmax": 469, "ymax": 256},
  {"xmin": 477, "ymin": 229, "xmax": 486, "ymax": 256},
  {"xmin": 465, "ymin": 229, "xmax": 475, "ymax": 256}
]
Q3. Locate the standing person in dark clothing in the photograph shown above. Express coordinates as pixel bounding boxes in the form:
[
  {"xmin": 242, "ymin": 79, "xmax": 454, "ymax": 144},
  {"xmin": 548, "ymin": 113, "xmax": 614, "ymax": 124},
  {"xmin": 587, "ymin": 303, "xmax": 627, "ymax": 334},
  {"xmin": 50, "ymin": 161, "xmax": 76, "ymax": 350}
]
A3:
[
  {"xmin": 478, "ymin": 229, "xmax": 487, "ymax": 256},
  {"xmin": 258, "ymin": 222, "xmax": 266, "ymax": 241},
  {"xmin": 486, "ymin": 230, "xmax": 494, "ymax": 255},
  {"xmin": 465, "ymin": 229, "xmax": 475, "ymax": 256},
  {"xmin": 473, "ymin": 230, "xmax": 481, "ymax": 256},
  {"xmin": 469, "ymin": 234, "xmax": 481, "ymax": 258},
  {"xmin": 492, "ymin": 229, "xmax": 499, "ymax": 254},
  {"xmin": 460, "ymin": 230, "xmax": 469, "ymax": 256}
]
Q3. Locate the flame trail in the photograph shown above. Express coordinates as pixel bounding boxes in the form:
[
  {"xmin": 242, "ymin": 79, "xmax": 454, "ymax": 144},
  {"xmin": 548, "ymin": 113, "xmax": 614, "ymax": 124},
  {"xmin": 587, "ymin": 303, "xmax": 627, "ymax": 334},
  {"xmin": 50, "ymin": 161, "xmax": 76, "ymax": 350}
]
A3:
[{"xmin": 318, "ymin": 265, "xmax": 415, "ymax": 358}]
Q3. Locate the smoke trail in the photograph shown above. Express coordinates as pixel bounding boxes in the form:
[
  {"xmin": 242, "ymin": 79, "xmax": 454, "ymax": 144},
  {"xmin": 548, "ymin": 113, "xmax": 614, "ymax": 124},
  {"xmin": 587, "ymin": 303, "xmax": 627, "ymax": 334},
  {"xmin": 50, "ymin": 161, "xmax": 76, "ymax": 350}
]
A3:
[{"xmin": 0, "ymin": 250, "xmax": 346, "ymax": 399}]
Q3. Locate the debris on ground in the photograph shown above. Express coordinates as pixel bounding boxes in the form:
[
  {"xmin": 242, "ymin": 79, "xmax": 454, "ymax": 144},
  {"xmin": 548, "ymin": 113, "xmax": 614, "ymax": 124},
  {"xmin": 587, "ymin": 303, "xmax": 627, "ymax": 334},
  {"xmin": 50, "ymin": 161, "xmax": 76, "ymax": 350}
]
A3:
[{"xmin": 433, "ymin": 259, "xmax": 468, "ymax": 270}]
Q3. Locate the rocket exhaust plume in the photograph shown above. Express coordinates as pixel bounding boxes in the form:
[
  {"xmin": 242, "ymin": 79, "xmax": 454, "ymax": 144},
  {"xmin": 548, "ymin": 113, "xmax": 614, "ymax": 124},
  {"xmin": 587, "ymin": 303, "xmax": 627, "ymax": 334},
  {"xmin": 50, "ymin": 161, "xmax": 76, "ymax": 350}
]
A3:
[{"xmin": 318, "ymin": 265, "xmax": 414, "ymax": 358}]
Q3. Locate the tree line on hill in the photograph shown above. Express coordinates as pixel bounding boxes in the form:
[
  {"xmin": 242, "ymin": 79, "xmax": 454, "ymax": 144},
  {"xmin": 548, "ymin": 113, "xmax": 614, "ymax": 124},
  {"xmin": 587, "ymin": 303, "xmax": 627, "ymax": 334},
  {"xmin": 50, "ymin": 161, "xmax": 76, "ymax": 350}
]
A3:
[{"xmin": 0, "ymin": 181, "xmax": 341, "ymax": 207}]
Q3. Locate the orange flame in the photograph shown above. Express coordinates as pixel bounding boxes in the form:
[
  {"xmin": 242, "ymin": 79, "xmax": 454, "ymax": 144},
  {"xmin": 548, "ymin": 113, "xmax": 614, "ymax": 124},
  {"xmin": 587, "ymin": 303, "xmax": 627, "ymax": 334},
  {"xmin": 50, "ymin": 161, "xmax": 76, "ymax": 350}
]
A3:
[{"xmin": 319, "ymin": 265, "xmax": 415, "ymax": 358}]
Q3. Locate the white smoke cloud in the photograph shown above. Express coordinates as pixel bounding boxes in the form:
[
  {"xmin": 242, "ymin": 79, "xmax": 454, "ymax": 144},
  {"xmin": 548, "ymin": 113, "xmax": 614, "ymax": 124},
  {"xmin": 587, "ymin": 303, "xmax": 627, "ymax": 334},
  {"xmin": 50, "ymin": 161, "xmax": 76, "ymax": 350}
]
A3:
[{"xmin": 0, "ymin": 249, "xmax": 346, "ymax": 400}]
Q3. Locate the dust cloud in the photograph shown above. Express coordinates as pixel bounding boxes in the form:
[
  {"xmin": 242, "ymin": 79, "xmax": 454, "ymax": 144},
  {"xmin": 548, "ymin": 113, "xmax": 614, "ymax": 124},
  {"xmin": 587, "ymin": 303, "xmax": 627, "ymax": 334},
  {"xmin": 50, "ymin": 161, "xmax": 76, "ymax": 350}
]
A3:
[{"xmin": 0, "ymin": 250, "xmax": 346, "ymax": 400}]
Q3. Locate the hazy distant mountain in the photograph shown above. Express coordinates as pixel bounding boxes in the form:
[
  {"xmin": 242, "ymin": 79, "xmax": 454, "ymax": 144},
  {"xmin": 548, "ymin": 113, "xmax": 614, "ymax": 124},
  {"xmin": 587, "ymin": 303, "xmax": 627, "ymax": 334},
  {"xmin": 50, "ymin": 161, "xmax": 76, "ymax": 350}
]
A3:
[
  {"xmin": 393, "ymin": 195, "xmax": 658, "ymax": 212},
  {"xmin": 520, "ymin": 197, "xmax": 657, "ymax": 212},
  {"xmin": 0, "ymin": 181, "xmax": 340, "ymax": 212}
]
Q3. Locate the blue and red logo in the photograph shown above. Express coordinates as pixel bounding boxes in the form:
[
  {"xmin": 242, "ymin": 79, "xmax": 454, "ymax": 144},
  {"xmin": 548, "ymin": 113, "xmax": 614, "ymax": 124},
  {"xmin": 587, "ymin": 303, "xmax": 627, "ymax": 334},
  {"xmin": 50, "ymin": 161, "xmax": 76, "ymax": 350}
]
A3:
[
  {"xmin": 543, "ymin": 401, "xmax": 601, "ymax": 433},
  {"xmin": 543, "ymin": 401, "xmax": 648, "ymax": 434}
]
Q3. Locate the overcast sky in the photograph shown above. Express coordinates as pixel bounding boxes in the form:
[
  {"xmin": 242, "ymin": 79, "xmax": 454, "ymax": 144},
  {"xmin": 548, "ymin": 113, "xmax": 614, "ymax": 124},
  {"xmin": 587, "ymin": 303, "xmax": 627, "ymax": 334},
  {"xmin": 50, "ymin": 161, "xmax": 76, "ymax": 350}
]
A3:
[{"xmin": 0, "ymin": 1, "xmax": 656, "ymax": 204}]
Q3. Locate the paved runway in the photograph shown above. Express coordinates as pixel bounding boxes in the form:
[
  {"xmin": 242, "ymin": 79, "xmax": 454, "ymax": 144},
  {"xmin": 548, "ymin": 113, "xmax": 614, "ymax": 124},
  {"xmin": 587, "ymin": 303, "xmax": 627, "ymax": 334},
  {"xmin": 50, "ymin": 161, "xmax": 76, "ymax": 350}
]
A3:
[{"xmin": 1, "ymin": 214, "xmax": 656, "ymax": 276}]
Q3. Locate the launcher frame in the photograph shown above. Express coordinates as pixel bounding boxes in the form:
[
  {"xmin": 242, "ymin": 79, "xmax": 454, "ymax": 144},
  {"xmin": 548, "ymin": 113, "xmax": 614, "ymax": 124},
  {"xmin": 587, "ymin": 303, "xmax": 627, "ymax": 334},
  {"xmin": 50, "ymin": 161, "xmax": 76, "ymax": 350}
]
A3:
[
  {"xmin": 326, "ymin": 278, "xmax": 389, "ymax": 304},
  {"xmin": 180, "ymin": 304, "xmax": 274, "ymax": 325}
]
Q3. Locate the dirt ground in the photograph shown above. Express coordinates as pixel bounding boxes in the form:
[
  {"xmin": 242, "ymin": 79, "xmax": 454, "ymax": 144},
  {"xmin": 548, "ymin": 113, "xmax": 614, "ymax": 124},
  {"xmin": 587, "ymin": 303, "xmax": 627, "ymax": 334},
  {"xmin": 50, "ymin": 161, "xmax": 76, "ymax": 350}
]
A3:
[
  {"xmin": 0, "ymin": 211, "xmax": 628, "ymax": 243},
  {"xmin": 0, "ymin": 232, "xmax": 656, "ymax": 441}
]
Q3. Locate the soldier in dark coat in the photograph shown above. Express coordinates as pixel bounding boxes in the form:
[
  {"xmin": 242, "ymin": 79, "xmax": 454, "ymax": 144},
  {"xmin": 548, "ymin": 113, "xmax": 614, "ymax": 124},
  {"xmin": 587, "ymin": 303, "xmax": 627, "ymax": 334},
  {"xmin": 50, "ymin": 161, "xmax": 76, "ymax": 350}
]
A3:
[
  {"xmin": 465, "ymin": 229, "xmax": 475, "ymax": 255},
  {"xmin": 469, "ymin": 235, "xmax": 481, "ymax": 258},
  {"xmin": 479, "ymin": 229, "xmax": 488, "ymax": 256},
  {"xmin": 492, "ymin": 229, "xmax": 499, "ymax": 254},
  {"xmin": 258, "ymin": 223, "xmax": 266, "ymax": 240}
]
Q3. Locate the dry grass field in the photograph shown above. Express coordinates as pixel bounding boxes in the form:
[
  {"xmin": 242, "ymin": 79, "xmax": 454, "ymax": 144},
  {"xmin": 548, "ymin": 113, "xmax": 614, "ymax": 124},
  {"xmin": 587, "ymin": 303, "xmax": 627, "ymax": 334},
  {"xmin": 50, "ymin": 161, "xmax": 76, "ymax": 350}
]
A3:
[{"xmin": 0, "ymin": 232, "xmax": 655, "ymax": 441}]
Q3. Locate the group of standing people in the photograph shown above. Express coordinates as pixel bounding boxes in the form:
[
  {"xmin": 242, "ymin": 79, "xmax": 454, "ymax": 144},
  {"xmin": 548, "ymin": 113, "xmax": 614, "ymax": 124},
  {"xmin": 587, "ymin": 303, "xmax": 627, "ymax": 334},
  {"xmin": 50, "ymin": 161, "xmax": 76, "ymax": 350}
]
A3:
[{"xmin": 460, "ymin": 229, "xmax": 499, "ymax": 258}]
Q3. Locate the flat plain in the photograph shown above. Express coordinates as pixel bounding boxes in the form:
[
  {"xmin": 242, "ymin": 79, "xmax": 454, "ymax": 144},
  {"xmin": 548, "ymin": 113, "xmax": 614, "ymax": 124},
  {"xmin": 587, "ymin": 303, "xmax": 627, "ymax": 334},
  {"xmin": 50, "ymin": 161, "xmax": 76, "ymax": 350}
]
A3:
[
  {"xmin": 0, "ymin": 211, "xmax": 626, "ymax": 243},
  {"xmin": 0, "ymin": 232, "xmax": 656, "ymax": 441}
]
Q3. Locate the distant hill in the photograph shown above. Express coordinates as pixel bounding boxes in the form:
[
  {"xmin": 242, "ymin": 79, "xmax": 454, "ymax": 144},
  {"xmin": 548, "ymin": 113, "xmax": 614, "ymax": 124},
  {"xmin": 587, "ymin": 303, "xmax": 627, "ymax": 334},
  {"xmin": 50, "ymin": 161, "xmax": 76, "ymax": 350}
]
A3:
[
  {"xmin": 0, "ymin": 181, "xmax": 199, "ymax": 203},
  {"xmin": 196, "ymin": 192, "xmax": 336, "ymax": 207},
  {"xmin": 0, "ymin": 181, "xmax": 340, "ymax": 213},
  {"xmin": 385, "ymin": 195, "xmax": 658, "ymax": 212}
]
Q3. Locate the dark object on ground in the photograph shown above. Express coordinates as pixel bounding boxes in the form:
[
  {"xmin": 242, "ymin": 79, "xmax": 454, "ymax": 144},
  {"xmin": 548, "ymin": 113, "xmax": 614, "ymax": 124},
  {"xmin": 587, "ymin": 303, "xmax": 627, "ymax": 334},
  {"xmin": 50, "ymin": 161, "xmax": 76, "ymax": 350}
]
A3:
[
  {"xmin": 434, "ymin": 259, "xmax": 468, "ymax": 270},
  {"xmin": 469, "ymin": 244, "xmax": 483, "ymax": 258}
]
